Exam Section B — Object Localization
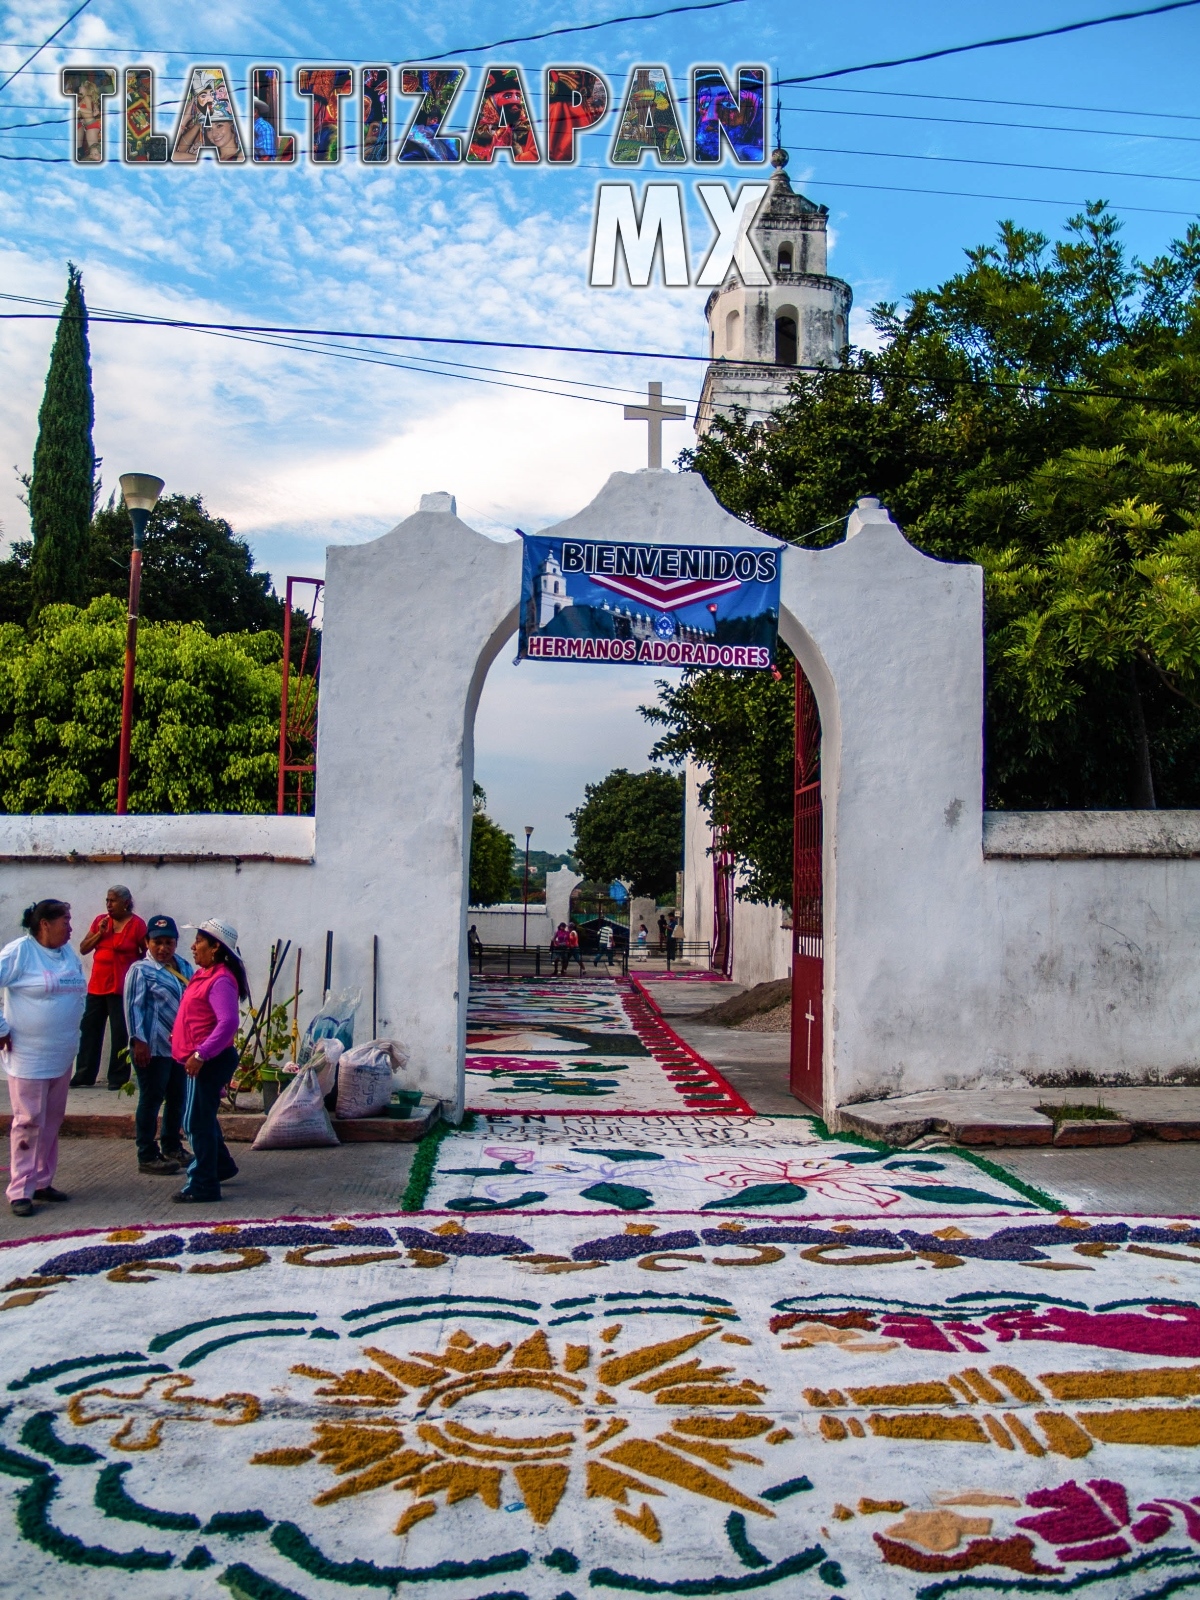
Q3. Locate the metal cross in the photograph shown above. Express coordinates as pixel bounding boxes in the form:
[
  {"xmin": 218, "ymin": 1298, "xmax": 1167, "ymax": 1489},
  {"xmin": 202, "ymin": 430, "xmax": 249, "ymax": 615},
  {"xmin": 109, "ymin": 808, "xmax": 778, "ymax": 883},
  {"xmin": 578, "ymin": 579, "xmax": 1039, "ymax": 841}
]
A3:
[{"xmin": 624, "ymin": 380, "xmax": 686, "ymax": 470}]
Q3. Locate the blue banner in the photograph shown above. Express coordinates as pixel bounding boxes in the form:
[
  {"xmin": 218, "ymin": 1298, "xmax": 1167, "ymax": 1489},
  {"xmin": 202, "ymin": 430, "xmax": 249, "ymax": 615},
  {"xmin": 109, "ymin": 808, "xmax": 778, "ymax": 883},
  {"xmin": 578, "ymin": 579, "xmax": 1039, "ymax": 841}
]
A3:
[{"xmin": 518, "ymin": 534, "xmax": 781, "ymax": 669}]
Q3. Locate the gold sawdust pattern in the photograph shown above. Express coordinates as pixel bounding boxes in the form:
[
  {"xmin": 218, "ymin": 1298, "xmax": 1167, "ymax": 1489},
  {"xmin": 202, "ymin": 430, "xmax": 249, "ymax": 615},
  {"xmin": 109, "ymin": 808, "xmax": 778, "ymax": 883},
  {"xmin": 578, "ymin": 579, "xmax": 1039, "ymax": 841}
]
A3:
[
  {"xmin": 444, "ymin": 1420, "xmax": 574, "ymax": 1450},
  {"xmin": 311, "ymin": 1421, "xmax": 407, "ymax": 1473},
  {"xmin": 361, "ymin": 1349, "xmax": 448, "ymax": 1386},
  {"xmin": 395, "ymin": 1501, "xmax": 436, "ymax": 1535},
  {"xmin": 514, "ymin": 1462, "xmax": 570, "ymax": 1524},
  {"xmin": 867, "ymin": 1413, "xmax": 989, "ymax": 1444},
  {"xmin": 983, "ymin": 1415, "xmax": 1015, "ymax": 1450},
  {"xmin": 653, "ymin": 1381, "xmax": 766, "ymax": 1407},
  {"xmin": 989, "ymin": 1366, "xmax": 1042, "ymax": 1403},
  {"xmin": 847, "ymin": 1418, "xmax": 865, "ymax": 1437},
  {"xmin": 587, "ymin": 1419, "xmax": 629, "ymax": 1450},
  {"xmin": 848, "ymin": 1382, "xmax": 959, "ymax": 1408},
  {"xmin": 1038, "ymin": 1364, "xmax": 1200, "ymax": 1401},
  {"xmin": 615, "ymin": 1502, "xmax": 662, "ymax": 1542},
  {"xmin": 833, "ymin": 1504, "xmax": 854, "ymax": 1520},
  {"xmin": 673, "ymin": 1413, "xmax": 774, "ymax": 1440},
  {"xmin": 511, "ymin": 1330, "xmax": 554, "ymax": 1369},
  {"xmin": 1079, "ymin": 1406, "xmax": 1200, "ymax": 1445},
  {"xmin": 313, "ymin": 1449, "xmax": 434, "ymax": 1504},
  {"xmin": 586, "ymin": 1460, "xmax": 664, "ymax": 1505},
  {"xmin": 252, "ymin": 1447, "xmax": 314, "ymax": 1466},
  {"xmin": 1002, "ymin": 1412, "xmax": 1045, "ymax": 1456},
  {"xmin": 315, "ymin": 1369, "xmax": 407, "ymax": 1404},
  {"xmin": 598, "ymin": 1328, "xmax": 716, "ymax": 1387},
  {"xmin": 659, "ymin": 1431, "xmax": 762, "ymax": 1469},
  {"xmin": 416, "ymin": 1461, "xmax": 503, "ymax": 1508},
  {"xmin": 416, "ymin": 1422, "xmax": 570, "ymax": 1463},
  {"xmin": 631, "ymin": 1359, "xmax": 733, "ymax": 1393},
  {"xmin": 859, "ymin": 1498, "xmax": 906, "ymax": 1513},
  {"xmin": 1034, "ymin": 1412, "xmax": 1093, "ymax": 1457},
  {"xmin": 565, "ymin": 1344, "xmax": 590, "ymax": 1372},
  {"xmin": 603, "ymin": 1439, "xmax": 772, "ymax": 1516},
  {"xmin": 820, "ymin": 1416, "xmax": 847, "ymax": 1441}
]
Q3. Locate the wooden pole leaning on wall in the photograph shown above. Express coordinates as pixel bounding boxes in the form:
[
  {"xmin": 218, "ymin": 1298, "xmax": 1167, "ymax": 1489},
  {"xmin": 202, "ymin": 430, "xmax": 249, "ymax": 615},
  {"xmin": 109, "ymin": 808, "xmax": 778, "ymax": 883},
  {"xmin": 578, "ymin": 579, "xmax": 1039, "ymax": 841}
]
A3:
[
  {"xmin": 372, "ymin": 935, "xmax": 379, "ymax": 1038},
  {"xmin": 323, "ymin": 930, "xmax": 333, "ymax": 1002},
  {"xmin": 291, "ymin": 947, "xmax": 302, "ymax": 1061}
]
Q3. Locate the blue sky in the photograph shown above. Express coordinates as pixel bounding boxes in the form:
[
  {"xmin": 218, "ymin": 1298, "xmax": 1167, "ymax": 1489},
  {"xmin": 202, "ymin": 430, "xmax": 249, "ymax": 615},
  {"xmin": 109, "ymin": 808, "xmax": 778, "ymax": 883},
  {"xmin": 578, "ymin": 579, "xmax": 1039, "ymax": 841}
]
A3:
[{"xmin": 1, "ymin": 0, "xmax": 1197, "ymax": 848}]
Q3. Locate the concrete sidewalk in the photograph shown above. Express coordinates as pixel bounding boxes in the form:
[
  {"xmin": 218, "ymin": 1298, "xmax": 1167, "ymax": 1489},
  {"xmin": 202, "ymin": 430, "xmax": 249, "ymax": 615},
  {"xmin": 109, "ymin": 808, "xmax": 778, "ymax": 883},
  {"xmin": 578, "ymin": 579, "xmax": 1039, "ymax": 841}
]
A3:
[
  {"xmin": 0, "ymin": 1137, "xmax": 417, "ymax": 1245},
  {"xmin": 838, "ymin": 1084, "xmax": 1200, "ymax": 1146}
]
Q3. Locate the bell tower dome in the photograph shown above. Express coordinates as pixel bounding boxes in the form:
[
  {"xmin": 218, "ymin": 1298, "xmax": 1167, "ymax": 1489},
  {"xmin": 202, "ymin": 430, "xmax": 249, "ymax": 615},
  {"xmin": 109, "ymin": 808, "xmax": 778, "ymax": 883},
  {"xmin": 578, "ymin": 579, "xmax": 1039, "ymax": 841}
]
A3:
[{"xmin": 695, "ymin": 150, "xmax": 852, "ymax": 434}]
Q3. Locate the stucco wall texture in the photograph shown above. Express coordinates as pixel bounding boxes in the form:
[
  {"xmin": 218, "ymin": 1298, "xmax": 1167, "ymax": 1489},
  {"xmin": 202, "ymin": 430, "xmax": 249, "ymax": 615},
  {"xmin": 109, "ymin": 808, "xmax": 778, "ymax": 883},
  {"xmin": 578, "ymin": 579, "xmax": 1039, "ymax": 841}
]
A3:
[{"xmin": 1, "ymin": 473, "xmax": 1197, "ymax": 1120}]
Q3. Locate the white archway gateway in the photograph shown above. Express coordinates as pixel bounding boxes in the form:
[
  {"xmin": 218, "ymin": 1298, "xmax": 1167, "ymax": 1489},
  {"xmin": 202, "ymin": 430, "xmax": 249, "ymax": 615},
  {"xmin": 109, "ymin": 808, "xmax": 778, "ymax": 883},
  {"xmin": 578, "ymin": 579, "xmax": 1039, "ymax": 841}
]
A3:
[
  {"xmin": 3, "ymin": 468, "xmax": 1198, "ymax": 1120},
  {"xmin": 317, "ymin": 470, "xmax": 982, "ymax": 1121}
]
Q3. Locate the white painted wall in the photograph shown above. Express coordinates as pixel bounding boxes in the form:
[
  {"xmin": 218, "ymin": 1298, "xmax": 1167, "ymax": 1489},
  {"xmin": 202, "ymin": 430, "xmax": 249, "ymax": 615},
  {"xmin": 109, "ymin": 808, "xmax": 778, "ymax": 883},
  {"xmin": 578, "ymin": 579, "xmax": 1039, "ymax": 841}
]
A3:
[{"xmin": 2, "ymin": 476, "xmax": 1199, "ymax": 1122}]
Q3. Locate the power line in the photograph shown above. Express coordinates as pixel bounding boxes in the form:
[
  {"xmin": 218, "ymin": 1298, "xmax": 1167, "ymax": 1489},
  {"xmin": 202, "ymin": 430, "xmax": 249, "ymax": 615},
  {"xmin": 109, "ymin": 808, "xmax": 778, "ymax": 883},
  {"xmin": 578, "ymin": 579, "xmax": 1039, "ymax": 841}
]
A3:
[
  {"xmin": 431, "ymin": 0, "xmax": 751, "ymax": 57},
  {"xmin": 779, "ymin": 99, "xmax": 1200, "ymax": 146},
  {"xmin": 0, "ymin": 0, "xmax": 749, "ymax": 68},
  {"xmin": 0, "ymin": 0, "xmax": 92, "ymax": 96},
  {"xmin": 797, "ymin": 175, "xmax": 1196, "ymax": 217},
  {"xmin": 785, "ymin": 141, "xmax": 1200, "ymax": 186},
  {"xmin": 794, "ymin": 83, "xmax": 1200, "ymax": 126},
  {"xmin": 0, "ymin": 299, "xmax": 1194, "ymax": 410},
  {"xmin": 776, "ymin": 0, "xmax": 1200, "ymax": 87}
]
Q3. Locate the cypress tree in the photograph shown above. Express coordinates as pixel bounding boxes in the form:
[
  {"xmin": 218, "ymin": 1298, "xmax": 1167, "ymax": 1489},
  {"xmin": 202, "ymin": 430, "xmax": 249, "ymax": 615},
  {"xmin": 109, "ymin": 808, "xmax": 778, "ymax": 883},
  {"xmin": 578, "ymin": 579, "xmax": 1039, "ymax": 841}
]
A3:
[{"xmin": 28, "ymin": 263, "xmax": 96, "ymax": 616}]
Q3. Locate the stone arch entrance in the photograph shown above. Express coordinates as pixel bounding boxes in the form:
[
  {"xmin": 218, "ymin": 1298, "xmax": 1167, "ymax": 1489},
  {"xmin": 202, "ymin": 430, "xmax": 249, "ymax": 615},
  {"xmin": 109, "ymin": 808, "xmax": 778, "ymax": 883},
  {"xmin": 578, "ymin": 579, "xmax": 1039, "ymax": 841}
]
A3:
[{"xmin": 315, "ymin": 470, "xmax": 980, "ymax": 1122}]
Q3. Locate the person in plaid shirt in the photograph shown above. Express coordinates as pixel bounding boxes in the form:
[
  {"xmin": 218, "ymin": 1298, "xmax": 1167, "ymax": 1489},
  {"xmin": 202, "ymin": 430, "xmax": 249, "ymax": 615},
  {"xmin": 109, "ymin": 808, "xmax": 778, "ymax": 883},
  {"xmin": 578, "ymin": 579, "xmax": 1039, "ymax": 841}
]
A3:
[{"xmin": 123, "ymin": 915, "xmax": 193, "ymax": 1175}]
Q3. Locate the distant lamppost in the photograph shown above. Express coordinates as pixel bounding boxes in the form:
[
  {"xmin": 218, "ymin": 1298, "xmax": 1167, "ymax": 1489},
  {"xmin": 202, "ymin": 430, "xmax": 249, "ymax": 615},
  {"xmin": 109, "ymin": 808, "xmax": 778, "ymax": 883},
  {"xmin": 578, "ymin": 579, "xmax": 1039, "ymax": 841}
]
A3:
[
  {"xmin": 522, "ymin": 826, "xmax": 534, "ymax": 949},
  {"xmin": 115, "ymin": 473, "xmax": 164, "ymax": 815}
]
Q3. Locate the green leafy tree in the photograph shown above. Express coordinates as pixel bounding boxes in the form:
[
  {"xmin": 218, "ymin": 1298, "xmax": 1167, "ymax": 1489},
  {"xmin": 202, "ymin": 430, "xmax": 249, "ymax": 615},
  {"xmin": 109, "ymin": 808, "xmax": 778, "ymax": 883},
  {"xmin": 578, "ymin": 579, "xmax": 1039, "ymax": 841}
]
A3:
[
  {"xmin": 28, "ymin": 264, "xmax": 97, "ymax": 615},
  {"xmin": 87, "ymin": 493, "xmax": 284, "ymax": 636},
  {"xmin": 0, "ymin": 596, "xmax": 290, "ymax": 813},
  {"xmin": 470, "ymin": 783, "xmax": 515, "ymax": 906},
  {"xmin": 655, "ymin": 205, "xmax": 1200, "ymax": 901},
  {"xmin": 643, "ymin": 653, "xmax": 796, "ymax": 906},
  {"xmin": 568, "ymin": 767, "xmax": 683, "ymax": 897}
]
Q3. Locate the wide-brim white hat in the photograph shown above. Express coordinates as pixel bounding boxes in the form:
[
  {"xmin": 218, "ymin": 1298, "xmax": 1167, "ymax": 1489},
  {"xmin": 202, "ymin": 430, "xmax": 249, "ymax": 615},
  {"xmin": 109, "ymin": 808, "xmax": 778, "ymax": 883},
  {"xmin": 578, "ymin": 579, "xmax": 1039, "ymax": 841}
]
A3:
[{"xmin": 193, "ymin": 917, "xmax": 240, "ymax": 956}]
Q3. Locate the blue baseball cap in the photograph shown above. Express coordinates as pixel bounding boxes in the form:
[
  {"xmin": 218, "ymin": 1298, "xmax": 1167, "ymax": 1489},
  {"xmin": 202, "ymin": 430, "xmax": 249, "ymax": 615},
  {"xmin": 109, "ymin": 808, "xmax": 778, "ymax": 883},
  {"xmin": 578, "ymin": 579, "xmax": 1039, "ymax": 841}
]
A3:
[{"xmin": 146, "ymin": 915, "xmax": 179, "ymax": 939}]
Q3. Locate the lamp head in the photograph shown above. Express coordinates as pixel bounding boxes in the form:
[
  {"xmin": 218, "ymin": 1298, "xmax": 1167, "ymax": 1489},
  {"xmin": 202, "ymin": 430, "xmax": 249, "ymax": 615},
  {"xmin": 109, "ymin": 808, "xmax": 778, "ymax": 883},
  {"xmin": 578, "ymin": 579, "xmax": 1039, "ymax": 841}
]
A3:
[
  {"xmin": 525, "ymin": 826, "xmax": 534, "ymax": 839},
  {"xmin": 119, "ymin": 473, "xmax": 164, "ymax": 514},
  {"xmin": 119, "ymin": 473, "xmax": 164, "ymax": 549}
]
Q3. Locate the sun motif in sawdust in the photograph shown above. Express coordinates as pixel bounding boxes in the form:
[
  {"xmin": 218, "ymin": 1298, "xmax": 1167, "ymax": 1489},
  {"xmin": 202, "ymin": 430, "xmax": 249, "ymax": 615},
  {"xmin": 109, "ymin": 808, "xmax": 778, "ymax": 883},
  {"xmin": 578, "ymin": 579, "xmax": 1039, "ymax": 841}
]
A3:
[{"xmin": 253, "ymin": 1321, "xmax": 795, "ymax": 1542}]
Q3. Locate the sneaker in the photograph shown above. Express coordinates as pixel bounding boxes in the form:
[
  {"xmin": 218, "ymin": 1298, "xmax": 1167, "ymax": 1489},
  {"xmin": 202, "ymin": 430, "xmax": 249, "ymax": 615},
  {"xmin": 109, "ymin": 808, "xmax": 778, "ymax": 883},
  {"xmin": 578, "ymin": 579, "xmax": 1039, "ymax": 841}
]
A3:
[
  {"xmin": 32, "ymin": 1186, "xmax": 68, "ymax": 1202},
  {"xmin": 162, "ymin": 1148, "xmax": 191, "ymax": 1167},
  {"xmin": 172, "ymin": 1188, "xmax": 221, "ymax": 1204},
  {"xmin": 69, "ymin": 1076, "xmax": 94, "ymax": 1088},
  {"xmin": 9, "ymin": 1198, "xmax": 34, "ymax": 1217},
  {"xmin": 139, "ymin": 1158, "xmax": 180, "ymax": 1176}
]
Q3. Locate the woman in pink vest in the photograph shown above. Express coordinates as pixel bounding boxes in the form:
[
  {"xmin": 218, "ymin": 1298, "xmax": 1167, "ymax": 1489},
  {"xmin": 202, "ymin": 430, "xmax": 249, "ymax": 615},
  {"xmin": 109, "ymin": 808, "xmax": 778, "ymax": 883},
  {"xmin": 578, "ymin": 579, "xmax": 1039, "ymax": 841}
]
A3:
[{"xmin": 171, "ymin": 918, "xmax": 248, "ymax": 1203}]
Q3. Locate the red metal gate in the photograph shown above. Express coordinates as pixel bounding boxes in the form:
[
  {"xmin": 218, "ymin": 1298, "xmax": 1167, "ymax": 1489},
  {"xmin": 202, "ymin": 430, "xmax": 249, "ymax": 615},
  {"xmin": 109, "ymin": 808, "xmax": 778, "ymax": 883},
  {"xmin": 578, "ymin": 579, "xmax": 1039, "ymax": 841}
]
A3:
[
  {"xmin": 277, "ymin": 576, "xmax": 323, "ymax": 815},
  {"xmin": 790, "ymin": 663, "xmax": 823, "ymax": 1109}
]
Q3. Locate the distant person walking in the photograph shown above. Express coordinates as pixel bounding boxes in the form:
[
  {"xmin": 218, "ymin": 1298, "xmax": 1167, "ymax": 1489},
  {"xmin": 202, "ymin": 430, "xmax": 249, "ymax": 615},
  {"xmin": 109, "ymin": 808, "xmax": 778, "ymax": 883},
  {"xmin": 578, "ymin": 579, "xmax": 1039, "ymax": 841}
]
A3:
[
  {"xmin": 593, "ymin": 920, "xmax": 615, "ymax": 968},
  {"xmin": 0, "ymin": 900, "xmax": 87, "ymax": 1216},
  {"xmin": 74, "ymin": 885, "xmax": 146, "ymax": 1089},
  {"xmin": 666, "ymin": 911, "xmax": 679, "ymax": 962},
  {"xmin": 636, "ymin": 923, "xmax": 649, "ymax": 960},
  {"xmin": 566, "ymin": 925, "xmax": 581, "ymax": 974},
  {"xmin": 171, "ymin": 918, "xmax": 247, "ymax": 1204},
  {"xmin": 551, "ymin": 922, "xmax": 570, "ymax": 976},
  {"xmin": 657, "ymin": 914, "xmax": 667, "ymax": 953},
  {"xmin": 124, "ymin": 915, "xmax": 193, "ymax": 1176}
]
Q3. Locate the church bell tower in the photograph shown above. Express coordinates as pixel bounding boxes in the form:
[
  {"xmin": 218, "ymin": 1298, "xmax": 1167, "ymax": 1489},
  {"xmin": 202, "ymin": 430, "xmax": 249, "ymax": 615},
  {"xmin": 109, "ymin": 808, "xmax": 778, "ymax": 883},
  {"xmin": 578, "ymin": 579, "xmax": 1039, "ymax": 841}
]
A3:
[{"xmin": 695, "ymin": 149, "xmax": 852, "ymax": 434}]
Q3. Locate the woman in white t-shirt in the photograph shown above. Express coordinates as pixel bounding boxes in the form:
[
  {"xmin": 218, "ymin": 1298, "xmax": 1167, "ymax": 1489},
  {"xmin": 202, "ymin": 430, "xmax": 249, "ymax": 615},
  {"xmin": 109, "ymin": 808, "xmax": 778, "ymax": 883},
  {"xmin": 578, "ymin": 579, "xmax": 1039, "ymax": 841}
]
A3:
[{"xmin": 0, "ymin": 899, "xmax": 87, "ymax": 1217}]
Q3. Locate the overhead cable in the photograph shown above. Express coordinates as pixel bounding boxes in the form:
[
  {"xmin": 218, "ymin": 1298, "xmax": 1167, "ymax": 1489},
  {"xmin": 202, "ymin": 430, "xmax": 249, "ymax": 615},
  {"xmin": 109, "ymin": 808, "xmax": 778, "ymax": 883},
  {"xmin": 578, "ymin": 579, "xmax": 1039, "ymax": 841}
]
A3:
[
  {"xmin": 775, "ymin": 0, "xmax": 1200, "ymax": 86},
  {"xmin": 0, "ymin": 0, "xmax": 93, "ymax": 96}
]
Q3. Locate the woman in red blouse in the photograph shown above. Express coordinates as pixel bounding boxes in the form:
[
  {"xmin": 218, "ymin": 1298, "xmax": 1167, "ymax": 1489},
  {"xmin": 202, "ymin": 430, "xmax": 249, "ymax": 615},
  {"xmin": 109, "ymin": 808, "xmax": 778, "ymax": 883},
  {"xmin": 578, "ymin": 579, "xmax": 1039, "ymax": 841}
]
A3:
[{"xmin": 72, "ymin": 885, "xmax": 147, "ymax": 1089}]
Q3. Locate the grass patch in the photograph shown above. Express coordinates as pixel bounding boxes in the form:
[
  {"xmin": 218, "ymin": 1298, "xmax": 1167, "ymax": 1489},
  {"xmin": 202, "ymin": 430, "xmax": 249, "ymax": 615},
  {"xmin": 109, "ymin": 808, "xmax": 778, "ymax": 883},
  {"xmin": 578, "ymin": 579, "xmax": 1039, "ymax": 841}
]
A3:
[{"xmin": 1037, "ymin": 1102, "xmax": 1121, "ymax": 1124}]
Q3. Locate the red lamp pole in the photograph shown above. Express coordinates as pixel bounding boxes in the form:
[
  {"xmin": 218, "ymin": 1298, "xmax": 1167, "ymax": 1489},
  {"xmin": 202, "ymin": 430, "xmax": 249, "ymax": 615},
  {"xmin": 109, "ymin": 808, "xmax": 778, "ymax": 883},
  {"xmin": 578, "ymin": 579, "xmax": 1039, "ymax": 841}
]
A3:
[{"xmin": 115, "ymin": 474, "xmax": 164, "ymax": 815}]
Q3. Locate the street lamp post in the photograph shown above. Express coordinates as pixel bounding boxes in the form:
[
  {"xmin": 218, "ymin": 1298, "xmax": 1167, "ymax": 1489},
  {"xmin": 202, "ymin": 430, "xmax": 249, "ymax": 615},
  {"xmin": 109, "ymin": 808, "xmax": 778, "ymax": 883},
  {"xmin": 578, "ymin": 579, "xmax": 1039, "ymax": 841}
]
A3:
[
  {"xmin": 522, "ymin": 826, "xmax": 534, "ymax": 949},
  {"xmin": 115, "ymin": 473, "xmax": 164, "ymax": 815}
]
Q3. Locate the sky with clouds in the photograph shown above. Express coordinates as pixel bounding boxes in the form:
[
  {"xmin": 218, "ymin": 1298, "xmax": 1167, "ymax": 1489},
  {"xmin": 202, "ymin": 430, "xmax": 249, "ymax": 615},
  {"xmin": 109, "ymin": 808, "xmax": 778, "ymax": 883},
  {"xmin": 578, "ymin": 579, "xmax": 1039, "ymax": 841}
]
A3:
[{"xmin": 0, "ymin": 0, "xmax": 1196, "ymax": 848}]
